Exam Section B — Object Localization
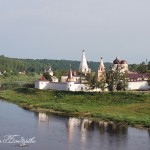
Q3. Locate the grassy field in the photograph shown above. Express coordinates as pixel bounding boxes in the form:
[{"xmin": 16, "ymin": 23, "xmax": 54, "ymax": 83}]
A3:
[
  {"xmin": 0, "ymin": 88, "xmax": 150, "ymax": 128},
  {"xmin": 0, "ymin": 74, "xmax": 41, "ymax": 83}
]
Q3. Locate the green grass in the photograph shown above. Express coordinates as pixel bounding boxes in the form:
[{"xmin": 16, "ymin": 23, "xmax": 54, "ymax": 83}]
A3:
[
  {"xmin": 0, "ymin": 74, "xmax": 41, "ymax": 83},
  {"xmin": 0, "ymin": 88, "xmax": 150, "ymax": 128}
]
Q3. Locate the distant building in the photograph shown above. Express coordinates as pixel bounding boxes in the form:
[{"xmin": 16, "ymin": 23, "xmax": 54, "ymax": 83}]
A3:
[
  {"xmin": 97, "ymin": 57, "xmax": 106, "ymax": 82},
  {"xmin": 112, "ymin": 57, "xmax": 150, "ymax": 90},
  {"xmin": 46, "ymin": 67, "xmax": 54, "ymax": 76},
  {"xmin": 79, "ymin": 50, "xmax": 91, "ymax": 75},
  {"xmin": 45, "ymin": 67, "xmax": 58, "ymax": 82},
  {"xmin": 35, "ymin": 63, "xmax": 88, "ymax": 91},
  {"xmin": 35, "ymin": 52, "xmax": 150, "ymax": 91},
  {"xmin": 128, "ymin": 73, "xmax": 149, "ymax": 90},
  {"xmin": 112, "ymin": 57, "xmax": 128, "ymax": 73}
]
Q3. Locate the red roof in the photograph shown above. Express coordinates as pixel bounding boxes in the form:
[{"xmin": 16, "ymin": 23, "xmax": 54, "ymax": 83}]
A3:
[
  {"xmin": 128, "ymin": 73, "xmax": 149, "ymax": 80},
  {"xmin": 38, "ymin": 76, "xmax": 49, "ymax": 81},
  {"xmin": 120, "ymin": 60, "xmax": 128, "ymax": 64}
]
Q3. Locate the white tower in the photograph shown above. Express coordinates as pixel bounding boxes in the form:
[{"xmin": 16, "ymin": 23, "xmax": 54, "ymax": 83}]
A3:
[
  {"xmin": 79, "ymin": 50, "xmax": 89, "ymax": 74},
  {"xmin": 98, "ymin": 57, "xmax": 106, "ymax": 81},
  {"xmin": 47, "ymin": 67, "xmax": 54, "ymax": 76}
]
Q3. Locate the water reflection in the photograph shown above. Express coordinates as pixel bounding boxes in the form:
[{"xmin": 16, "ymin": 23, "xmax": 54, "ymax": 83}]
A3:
[
  {"xmin": 0, "ymin": 100, "xmax": 150, "ymax": 150},
  {"xmin": 33, "ymin": 112, "xmax": 149, "ymax": 140},
  {"xmin": 34, "ymin": 112, "xmax": 50, "ymax": 125},
  {"xmin": 67, "ymin": 118, "xmax": 81, "ymax": 143},
  {"xmin": 67, "ymin": 117, "xmax": 129, "ymax": 149},
  {"xmin": 33, "ymin": 113, "xmax": 150, "ymax": 150},
  {"xmin": 67, "ymin": 118, "xmax": 128, "ymax": 135},
  {"xmin": 148, "ymin": 128, "xmax": 150, "ymax": 137}
]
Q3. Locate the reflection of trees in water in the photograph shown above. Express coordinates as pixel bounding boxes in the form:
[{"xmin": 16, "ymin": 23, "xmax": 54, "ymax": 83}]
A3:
[
  {"xmin": 105, "ymin": 122, "xmax": 127, "ymax": 135},
  {"xmin": 80, "ymin": 119, "xmax": 127, "ymax": 135},
  {"xmin": 81, "ymin": 119, "xmax": 95, "ymax": 131}
]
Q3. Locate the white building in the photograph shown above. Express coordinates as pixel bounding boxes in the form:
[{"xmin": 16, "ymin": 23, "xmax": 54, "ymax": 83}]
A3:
[
  {"xmin": 45, "ymin": 67, "xmax": 58, "ymax": 82},
  {"xmin": 79, "ymin": 50, "xmax": 91, "ymax": 74},
  {"xmin": 35, "ymin": 80, "xmax": 88, "ymax": 91},
  {"xmin": 112, "ymin": 57, "xmax": 150, "ymax": 90},
  {"xmin": 35, "ymin": 51, "xmax": 90, "ymax": 91},
  {"xmin": 128, "ymin": 73, "xmax": 150, "ymax": 90},
  {"xmin": 46, "ymin": 67, "xmax": 54, "ymax": 76},
  {"xmin": 97, "ymin": 57, "xmax": 106, "ymax": 82},
  {"xmin": 35, "ymin": 65, "xmax": 89, "ymax": 91},
  {"xmin": 35, "ymin": 52, "xmax": 150, "ymax": 91},
  {"xmin": 113, "ymin": 57, "xmax": 128, "ymax": 73}
]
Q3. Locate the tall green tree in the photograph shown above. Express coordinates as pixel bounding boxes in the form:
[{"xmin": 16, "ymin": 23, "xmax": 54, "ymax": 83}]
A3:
[
  {"xmin": 86, "ymin": 73, "xmax": 97, "ymax": 89},
  {"xmin": 107, "ymin": 66, "xmax": 128, "ymax": 91},
  {"xmin": 97, "ymin": 71, "xmax": 107, "ymax": 91},
  {"xmin": 86, "ymin": 72, "xmax": 107, "ymax": 91}
]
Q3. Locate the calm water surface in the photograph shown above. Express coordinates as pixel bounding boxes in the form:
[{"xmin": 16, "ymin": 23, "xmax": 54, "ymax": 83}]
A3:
[{"xmin": 0, "ymin": 100, "xmax": 150, "ymax": 150}]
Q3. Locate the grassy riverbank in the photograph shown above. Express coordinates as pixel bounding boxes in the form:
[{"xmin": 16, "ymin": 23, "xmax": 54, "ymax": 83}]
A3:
[{"xmin": 0, "ymin": 88, "xmax": 150, "ymax": 128}]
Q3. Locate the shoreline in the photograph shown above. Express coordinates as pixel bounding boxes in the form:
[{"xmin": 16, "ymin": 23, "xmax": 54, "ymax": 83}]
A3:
[{"xmin": 0, "ymin": 88, "xmax": 150, "ymax": 129}]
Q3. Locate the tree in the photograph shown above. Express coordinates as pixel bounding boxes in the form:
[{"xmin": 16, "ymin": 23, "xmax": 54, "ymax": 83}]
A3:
[
  {"xmin": 107, "ymin": 66, "xmax": 128, "ymax": 91},
  {"xmin": 43, "ymin": 72, "xmax": 52, "ymax": 81},
  {"xmin": 128, "ymin": 64, "xmax": 138, "ymax": 72},
  {"xmin": 137, "ymin": 62, "xmax": 148, "ymax": 73},
  {"xmin": 148, "ymin": 61, "xmax": 150, "ymax": 72},
  {"xmin": 86, "ymin": 72, "xmax": 107, "ymax": 91},
  {"xmin": 107, "ymin": 66, "xmax": 117, "ymax": 91},
  {"xmin": 97, "ymin": 71, "xmax": 107, "ymax": 91},
  {"xmin": 86, "ymin": 73, "xmax": 97, "ymax": 89},
  {"xmin": 116, "ymin": 72, "xmax": 128, "ymax": 91},
  {"xmin": 148, "ymin": 74, "xmax": 150, "ymax": 86}
]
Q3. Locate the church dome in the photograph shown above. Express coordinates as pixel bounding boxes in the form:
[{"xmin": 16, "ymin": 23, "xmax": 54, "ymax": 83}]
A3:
[
  {"xmin": 113, "ymin": 57, "xmax": 120, "ymax": 64},
  {"xmin": 120, "ymin": 60, "xmax": 128, "ymax": 64},
  {"xmin": 47, "ymin": 67, "xmax": 54, "ymax": 76}
]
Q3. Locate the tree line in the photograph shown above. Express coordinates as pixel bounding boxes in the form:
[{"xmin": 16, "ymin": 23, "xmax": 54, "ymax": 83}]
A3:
[
  {"xmin": 0, "ymin": 55, "xmax": 149, "ymax": 85},
  {"xmin": 0, "ymin": 55, "xmax": 111, "ymax": 76}
]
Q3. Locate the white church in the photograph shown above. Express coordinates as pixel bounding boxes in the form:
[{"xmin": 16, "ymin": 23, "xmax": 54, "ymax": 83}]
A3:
[
  {"xmin": 35, "ymin": 50, "xmax": 150, "ymax": 91},
  {"xmin": 35, "ymin": 50, "xmax": 91, "ymax": 91}
]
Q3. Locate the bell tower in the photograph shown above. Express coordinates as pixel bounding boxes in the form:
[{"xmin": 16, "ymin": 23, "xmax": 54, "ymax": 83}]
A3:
[
  {"xmin": 67, "ymin": 64, "xmax": 76, "ymax": 82},
  {"xmin": 98, "ymin": 57, "xmax": 106, "ymax": 81}
]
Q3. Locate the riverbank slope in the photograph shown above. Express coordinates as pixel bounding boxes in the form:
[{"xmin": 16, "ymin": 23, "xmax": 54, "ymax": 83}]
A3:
[{"xmin": 0, "ymin": 88, "xmax": 150, "ymax": 128}]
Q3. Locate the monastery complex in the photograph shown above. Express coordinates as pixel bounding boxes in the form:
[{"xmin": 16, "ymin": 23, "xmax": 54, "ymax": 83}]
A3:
[{"xmin": 35, "ymin": 50, "xmax": 150, "ymax": 91}]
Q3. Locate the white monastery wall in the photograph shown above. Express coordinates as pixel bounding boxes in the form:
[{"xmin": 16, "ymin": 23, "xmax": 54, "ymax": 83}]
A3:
[
  {"xmin": 35, "ymin": 80, "xmax": 150, "ymax": 91},
  {"xmin": 49, "ymin": 82, "xmax": 87, "ymax": 91},
  {"xmin": 128, "ymin": 81, "xmax": 150, "ymax": 90},
  {"xmin": 35, "ymin": 80, "xmax": 88, "ymax": 91},
  {"xmin": 49, "ymin": 82, "xmax": 68, "ymax": 91},
  {"xmin": 35, "ymin": 80, "xmax": 50, "ymax": 90}
]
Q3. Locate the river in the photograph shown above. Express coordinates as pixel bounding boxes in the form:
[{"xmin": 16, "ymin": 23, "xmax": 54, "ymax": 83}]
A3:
[{"xmin": 0, "ymin": 100, "xmax": 149, "ymax": 150}]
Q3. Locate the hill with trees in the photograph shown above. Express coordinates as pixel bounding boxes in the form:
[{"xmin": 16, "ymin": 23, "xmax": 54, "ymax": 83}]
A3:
[
  {"xmin": 0, "ymin": 55, "xmax": 150, "ymax": 77},
  {"xmin": 0, "ymin": 55, "xmax": 111, "ymax": 75}
]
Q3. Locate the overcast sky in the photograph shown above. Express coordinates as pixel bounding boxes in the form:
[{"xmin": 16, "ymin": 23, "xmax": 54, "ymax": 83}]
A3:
[{"xmin": 0, "ymin": 0, "xmax": 150, "ymax": 64}]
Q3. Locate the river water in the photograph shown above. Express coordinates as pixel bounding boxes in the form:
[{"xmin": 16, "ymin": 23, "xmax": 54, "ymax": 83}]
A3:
[{"xmin": 0, "ymin": 100, "xmax": 149, "ymax": 150}]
